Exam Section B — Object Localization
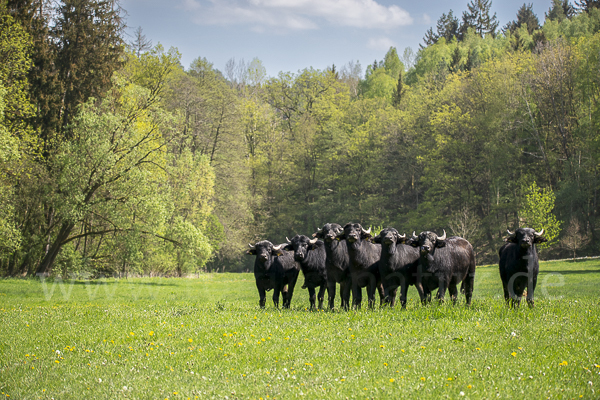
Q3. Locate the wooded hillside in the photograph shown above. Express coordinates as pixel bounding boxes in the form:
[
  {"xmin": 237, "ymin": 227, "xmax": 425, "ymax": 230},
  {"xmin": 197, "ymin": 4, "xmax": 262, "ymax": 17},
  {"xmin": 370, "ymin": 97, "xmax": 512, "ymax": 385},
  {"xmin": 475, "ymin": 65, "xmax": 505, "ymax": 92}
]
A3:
[{"xmin": 1, "ymin": 0, "xmax": 598, "ymax": 276}]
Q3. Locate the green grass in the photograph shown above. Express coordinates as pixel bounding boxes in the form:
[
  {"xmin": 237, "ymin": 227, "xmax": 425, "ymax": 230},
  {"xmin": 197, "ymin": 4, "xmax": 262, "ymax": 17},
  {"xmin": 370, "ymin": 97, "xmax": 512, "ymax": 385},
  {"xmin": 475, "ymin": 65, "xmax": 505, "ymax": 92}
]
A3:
[{"xmin": 1, "ymin": 260, "xmax": 599, "ymax": 399}]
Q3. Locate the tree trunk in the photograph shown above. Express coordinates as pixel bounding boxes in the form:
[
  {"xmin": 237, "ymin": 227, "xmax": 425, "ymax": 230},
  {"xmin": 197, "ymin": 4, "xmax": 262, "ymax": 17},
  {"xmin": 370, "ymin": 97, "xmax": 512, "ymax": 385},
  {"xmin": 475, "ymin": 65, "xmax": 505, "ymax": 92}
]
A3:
[{"xmin": 35, "ymin": 221, "xmax": 75, "ymax": 274}]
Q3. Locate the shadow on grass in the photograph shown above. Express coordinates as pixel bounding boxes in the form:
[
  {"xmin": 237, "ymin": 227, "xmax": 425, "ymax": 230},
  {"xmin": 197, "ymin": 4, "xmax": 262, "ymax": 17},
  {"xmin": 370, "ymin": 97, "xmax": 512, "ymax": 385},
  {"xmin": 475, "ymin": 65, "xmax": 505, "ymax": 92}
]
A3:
[
  {"xmin": 542, "ymin": 269, "xmax": 600, "ymax": 275},
  {"xmin": 65, "ymin": 280, "xmax": 180, "ymax": 287}
]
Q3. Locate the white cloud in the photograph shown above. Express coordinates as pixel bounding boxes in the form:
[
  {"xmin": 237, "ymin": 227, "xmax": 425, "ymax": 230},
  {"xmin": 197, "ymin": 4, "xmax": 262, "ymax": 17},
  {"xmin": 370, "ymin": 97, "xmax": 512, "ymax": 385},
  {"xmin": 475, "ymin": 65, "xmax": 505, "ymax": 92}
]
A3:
[
  {"xmin": 422, "ymin": 13, "xmax": 432, "ymax": 25},
  {"xmin": 182, "ymin": 0, "xmax": 412, "ymax": 30},
  {"xmin": 367, "ymin": 36, "xmax": 396, "ymax": 51}
]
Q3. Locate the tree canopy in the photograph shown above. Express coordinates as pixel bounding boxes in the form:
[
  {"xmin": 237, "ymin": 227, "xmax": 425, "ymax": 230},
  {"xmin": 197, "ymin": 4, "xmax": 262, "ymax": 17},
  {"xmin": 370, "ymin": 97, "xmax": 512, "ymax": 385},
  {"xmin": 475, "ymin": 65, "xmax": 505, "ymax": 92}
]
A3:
[{"xmin": 1, "ymin": 0, "xmax": 600, "ymax": 276}]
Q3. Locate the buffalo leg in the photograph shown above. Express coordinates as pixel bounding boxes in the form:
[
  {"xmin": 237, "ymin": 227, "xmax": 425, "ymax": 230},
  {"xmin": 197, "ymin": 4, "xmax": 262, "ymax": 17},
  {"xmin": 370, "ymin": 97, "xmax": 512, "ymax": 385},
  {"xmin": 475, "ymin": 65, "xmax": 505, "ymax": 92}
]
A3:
[
  {"xmin": 502, "ymin": 281, "xmax": 510, "ymax": 305},
  {"xmin": 388, "ymin": 287, "xmax": 397, "ymax": 307},
  {"xmin": 377, "ymin": 282, "xmax": 385, "ymax": 307},
  {"xmin": 327, "ymin": 280, "xmax": 337, "ymax": 310},
  {"xmin": 399, "ymin": 280, "xmax": 409, "ymax": 309},
  {"xmin": 424, "ymin": 287, "xmax": 432, "ymax": 304},
  {"xmin": 382, "ymin": 284, "xmax": 392, "ymax": 306},
  {"xmin": 281, "ymin": 284, "xmax": 289, "ymax": 307},
  {"xmin": 463, "ymin": 272, "xmax": 475, "ymax": 307},
  {"xmin": 341, "ymin": 279, "xmax": 351, "ymax": 311},
  {"xmin": 367, "ymin": 283, "xmax": 377, "ymax": 309},
  {"xmin": 352, "ymin": 279, "xmax": 363, "ymax": 310},
  {"xmin": 448, "ymin": 283, "xmax": 459, "ymax": 305},
  {"xmin": 272, "ymin": 285, "xmax": 281, "ymax": 308},
  {"xmin": 317, "ymin": 284, "xmax": 327, "ymax": 310},
  {"xmin": 256, "ymin": 279, "xmax": 267, "ymax": 308},
  {"xmin": 415, "ymin": 282, "xmax": 427, "ymax": 305},
  {"xmin": 257, "ymin": 285, "xmax": 267, "ymax": 309},
  {"xmin": 437, "ymin": 276, "xmax": 447, "ymax": 304},
  {"xmin": 527, "ymin": 275, "xmax": 537, "ymax": 308},
  {"xmin": 366, "ymin": 273, "xmax": 378, "ymax": 309},
  {"xmin": 285, "ymin": 273, "xmax": 299, "ymax": 309},
  {"xmin": 307, "ymin": 286, "xmax": 316, "ymax": 310}
]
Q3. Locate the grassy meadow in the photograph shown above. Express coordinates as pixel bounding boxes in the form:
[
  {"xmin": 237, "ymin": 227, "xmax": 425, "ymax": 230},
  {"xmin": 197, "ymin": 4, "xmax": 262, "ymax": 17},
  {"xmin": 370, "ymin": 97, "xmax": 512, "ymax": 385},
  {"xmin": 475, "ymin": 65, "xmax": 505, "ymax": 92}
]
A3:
[{"xmin": 0, "ymin": 260, "xmax": 599, "ymax": 399}]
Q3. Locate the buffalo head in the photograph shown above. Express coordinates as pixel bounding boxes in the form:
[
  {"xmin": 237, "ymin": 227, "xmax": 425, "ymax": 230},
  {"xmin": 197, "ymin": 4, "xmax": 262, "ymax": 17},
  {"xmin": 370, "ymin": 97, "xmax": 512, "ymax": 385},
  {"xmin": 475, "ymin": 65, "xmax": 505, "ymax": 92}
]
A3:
[
  {"xmin": 313, "ymin": 223, "xmax": 344, "ymax": 243},
  {"xmin": 373, "ymin": 228, "xmax": 407, "ymax": 252},
  {"xmin": 409, "ymin": 230, "xmax": 447, "ymax": 255},
  {"xmin": 283, "ymin": 235, "xmax": 319, "ymax": 262},
  {"xmin": 246, "ymin": 240, "xmax": 285, "ymax": 261},
  {"xmin": 505, "ymin": 228, "xmax": 546, "ymax": 249},
  {"xmin": 336, "ymin": 223, "xmax": 372, "ymax": 244}
]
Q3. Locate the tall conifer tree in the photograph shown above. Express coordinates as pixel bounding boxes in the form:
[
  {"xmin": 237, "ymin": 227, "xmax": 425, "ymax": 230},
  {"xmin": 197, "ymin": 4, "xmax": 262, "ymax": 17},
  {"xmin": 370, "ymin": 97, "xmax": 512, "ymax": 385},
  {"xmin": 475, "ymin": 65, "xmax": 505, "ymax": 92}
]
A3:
[{"xmin": 53, "ymin": 0, "xmax": 125, "ymax": 135}]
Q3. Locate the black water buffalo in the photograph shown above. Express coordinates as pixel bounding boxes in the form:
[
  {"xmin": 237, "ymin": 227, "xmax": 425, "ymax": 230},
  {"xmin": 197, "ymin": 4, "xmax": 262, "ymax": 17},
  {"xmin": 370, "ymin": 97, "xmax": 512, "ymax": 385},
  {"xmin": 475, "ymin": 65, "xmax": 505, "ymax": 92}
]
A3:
[
  {"xmin": 283, "ymin": 235, "xmax": 328, "ymax": 310},
  {"xmin": 372, "ymin": 228, "xmax": 421, "ymax": 308},
  {"xmin": 409, "ymin": 230, "xmax": 475, "ymax": 305},
  {"xmin": 246, "ymin": 240, "xmax": 300, "ymax": 308},
  {"xmin": 499, "ymin": 228, "xmax": 547, "ymax": 308},
  {"xmin": 336, "ymin": 223, "xmax": 384, "ymax": 309},
  {"xmin": 313, "ymin": 223, "xmax": 351, "ymax": 310}
]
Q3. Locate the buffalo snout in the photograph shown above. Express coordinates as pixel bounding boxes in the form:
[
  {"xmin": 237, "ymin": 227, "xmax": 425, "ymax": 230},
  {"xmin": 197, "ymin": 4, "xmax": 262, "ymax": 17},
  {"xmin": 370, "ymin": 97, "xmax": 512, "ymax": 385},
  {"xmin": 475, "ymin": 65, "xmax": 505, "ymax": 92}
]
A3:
[{"xmin": 520, "ymin": 238, "xmax": 532, "ymax": 248}]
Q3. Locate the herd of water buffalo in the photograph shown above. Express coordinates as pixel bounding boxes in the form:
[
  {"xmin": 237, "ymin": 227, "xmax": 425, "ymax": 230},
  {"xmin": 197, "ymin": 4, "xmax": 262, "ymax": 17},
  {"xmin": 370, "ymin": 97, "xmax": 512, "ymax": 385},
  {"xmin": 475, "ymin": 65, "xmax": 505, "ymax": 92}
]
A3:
[{"xmin": 246, "ymin": 223, "xmax": 548, "ymax": 310}]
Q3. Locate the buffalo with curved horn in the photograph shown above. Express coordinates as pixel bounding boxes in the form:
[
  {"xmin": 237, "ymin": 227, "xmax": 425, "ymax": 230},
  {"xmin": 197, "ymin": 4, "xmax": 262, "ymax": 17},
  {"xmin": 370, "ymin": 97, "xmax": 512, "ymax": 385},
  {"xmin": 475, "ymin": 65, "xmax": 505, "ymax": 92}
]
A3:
[
  {"xmin": 372, "ymin": 228, "xmax": 421, "ymax": 308},
  {"xmin": 313, "ymin": 223, "xmax": 351, "ymax": 310},
  {"xmin": 246, "ymin": 240, "xmax": 300, "ymax": 309},
  {"xmin": 409, "ymin": 230, "xmax": 475, "ymax": 306},
  {"xmin": 499, "ymin": 227, "xmax": 547, "ymax": 308},
  {"xmin": 335, "ymin": 223, "xmax": 385, "ymax": 309},
  {"xmin": 282, "ymin": 234, "xmax": 328, "ymax": 310}
]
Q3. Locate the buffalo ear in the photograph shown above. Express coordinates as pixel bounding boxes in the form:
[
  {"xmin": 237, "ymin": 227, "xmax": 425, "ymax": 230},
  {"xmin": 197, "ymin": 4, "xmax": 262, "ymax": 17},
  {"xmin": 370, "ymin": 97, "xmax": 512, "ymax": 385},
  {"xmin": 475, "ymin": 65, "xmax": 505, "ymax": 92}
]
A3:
[
  {"xmin": 372, "ymin": 234, "xmax": 382, "ymax": 244},
  {"xmin": 273, "ymin": 248, "xmax": 285, "ymax": 256},
  {"xmin": 505, "ymin": 236, "xmax": 517, "ymax": 243},
  {"xmin": 408, "ymin": 239, "xmax": 419, "ymax": 247},
  {"xmin": 436, "ymin": 239, "xmax": 447, "ymax": 248},
  {"xmin": 361, "ymin": 231, "xmax": 372, "ymax": 240},
  {"xmin": 534, "ymin": 235, "xmax": 548, "ymax": 244},
  {"xmin": 281, "ymin": 244, "xmax": 293, "ymax": 252},
  {"xmin": 246, "ymin": 249, "xmax": 256, "ymax": 255}
]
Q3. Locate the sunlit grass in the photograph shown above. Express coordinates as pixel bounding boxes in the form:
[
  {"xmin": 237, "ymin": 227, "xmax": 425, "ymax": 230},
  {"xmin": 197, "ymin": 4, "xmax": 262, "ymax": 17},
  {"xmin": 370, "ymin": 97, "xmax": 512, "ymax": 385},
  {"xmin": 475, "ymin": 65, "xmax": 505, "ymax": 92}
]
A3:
[{"xmin": 0, "ymin": 260, "xmax": 599, "ymax": 398}]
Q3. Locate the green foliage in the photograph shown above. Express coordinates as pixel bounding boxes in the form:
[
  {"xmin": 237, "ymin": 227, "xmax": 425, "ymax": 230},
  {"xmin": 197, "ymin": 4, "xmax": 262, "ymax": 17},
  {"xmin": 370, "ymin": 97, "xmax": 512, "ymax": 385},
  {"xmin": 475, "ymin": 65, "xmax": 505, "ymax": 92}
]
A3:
[
  {"xmin": 546, "ymin": 0, "xmax": 576, "ymax": 22},
  {"xmin": 361, "ymin": 68, "xmax": 397, "ymax": 100},
  {"xmin": 0, "ymin": 7, "xmax": 34, "ymax": 143},
  {"xmin": 461, "ymin": 0, "xmax": 499, "ymax": 38},
  {"xmin": 5, "ymin": 1, "xmax": 600, "ymax": 275},
  {"xmin": 52, "ymin": 0, "xmax": 125, "ymax": 133},
  {"xmin": 0, "ymin": 85, "xmax": 21, "ymax": 254},
  {"xmin": 519, "ymin": 182, "xmax": 562, "ymax": 249},
  {"xmin": 362, "ymin": 47, "xmax": 405, "ymax": 101}
]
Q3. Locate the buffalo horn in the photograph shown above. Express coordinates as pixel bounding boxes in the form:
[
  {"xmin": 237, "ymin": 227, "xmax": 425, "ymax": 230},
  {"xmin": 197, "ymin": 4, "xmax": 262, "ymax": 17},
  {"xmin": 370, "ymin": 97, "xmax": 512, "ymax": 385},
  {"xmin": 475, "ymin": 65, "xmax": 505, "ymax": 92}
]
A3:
[
  {"xmin": 362, "ymin": 226, "xmax": 371, "ymax": 235},
  {"xmin": 412, "ymin": 231, "xmax": 417, "ymax": 238},
  {"xmin": 438, "ymin": 230, "xmax": 447, "ymax": 241},
  {"xmin": 309, "ymin": 237, "xmax": 318, "ymax": 244},
  {"xmin": 286, "ymin": 236, "xmax": 291, "ymax": 243},
  {"xmin": 248, "ymin": 243, "xmax": 255, "ymax": 249},
  {"xmin": 507, "ymin": 229, "xmax": 515, "ymax": 236},
  {"xmin": 398, "ymin": 233, "xmax": 406, "ymax": 239},
  {"xmin": 272, "ymin": 243, "xmax": 284, "ymax": 251},
  {"xmin": 534, "ymin": 228, "xmax": 544, "ymax": 236}
]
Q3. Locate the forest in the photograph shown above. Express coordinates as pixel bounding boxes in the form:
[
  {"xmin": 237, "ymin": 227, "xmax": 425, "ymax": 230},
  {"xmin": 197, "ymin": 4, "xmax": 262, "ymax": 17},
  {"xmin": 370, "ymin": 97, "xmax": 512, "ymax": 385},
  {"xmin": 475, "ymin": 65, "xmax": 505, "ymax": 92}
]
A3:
[{"xmin": 0, "ymin": 0, "xmax": 598, "ymax": 276}]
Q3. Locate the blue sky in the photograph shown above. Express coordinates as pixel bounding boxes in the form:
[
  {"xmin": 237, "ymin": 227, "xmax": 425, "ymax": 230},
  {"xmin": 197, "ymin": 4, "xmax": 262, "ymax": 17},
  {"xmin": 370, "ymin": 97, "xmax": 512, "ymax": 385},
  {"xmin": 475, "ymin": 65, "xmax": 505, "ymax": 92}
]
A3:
[{"xmin": 121, "ymin": 0, "xmax": 553, "ymax": 77}]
